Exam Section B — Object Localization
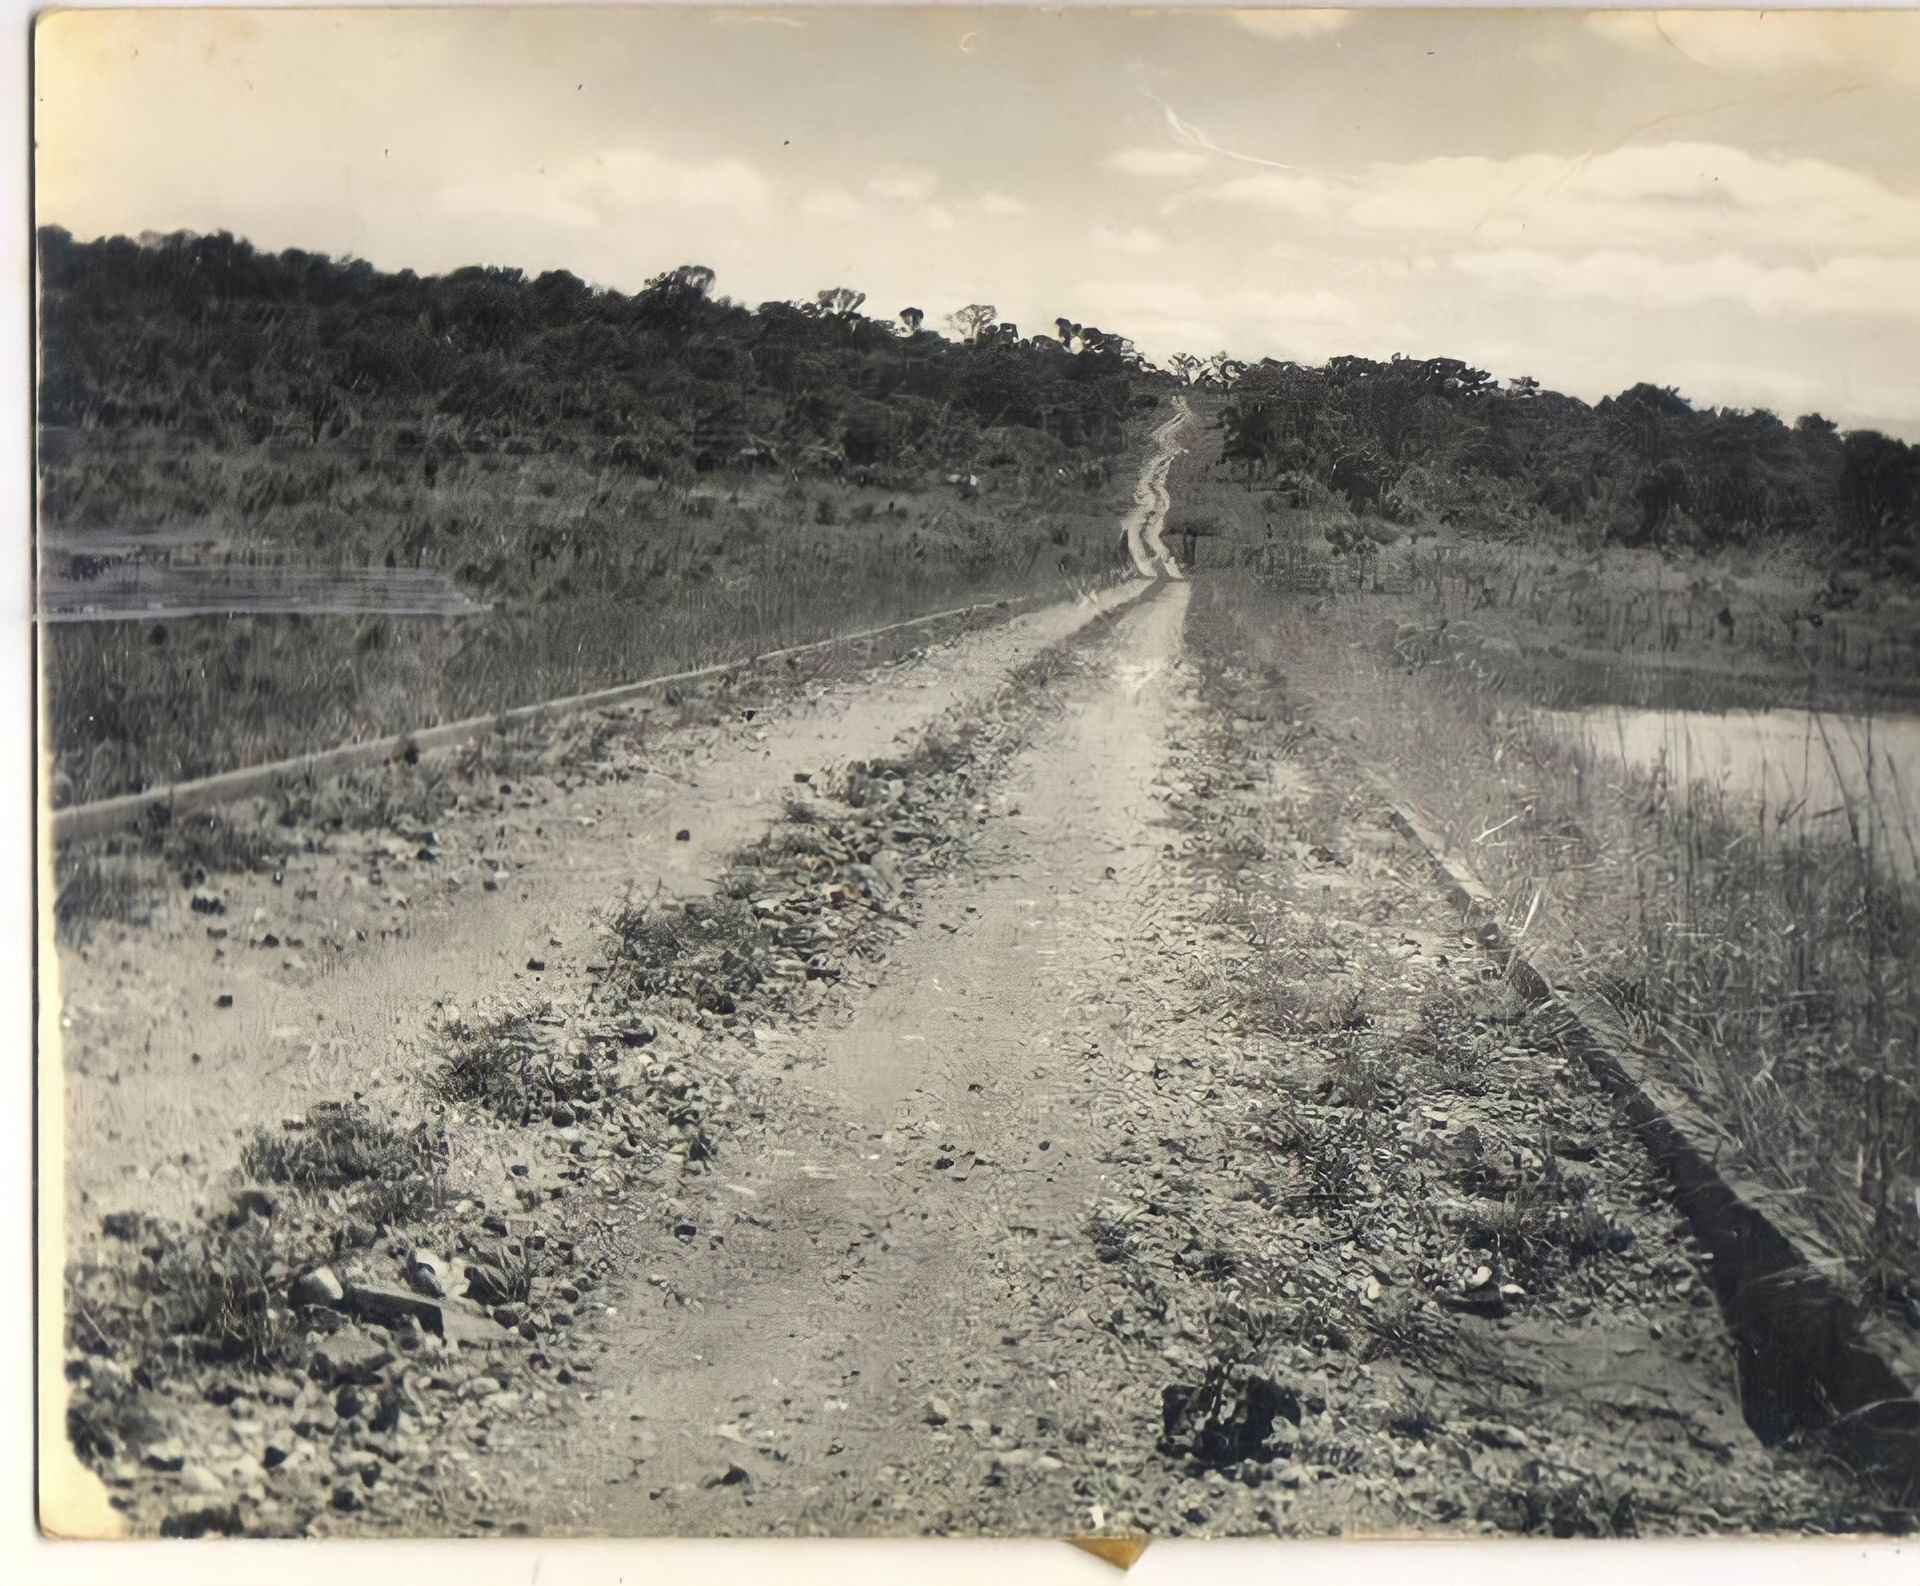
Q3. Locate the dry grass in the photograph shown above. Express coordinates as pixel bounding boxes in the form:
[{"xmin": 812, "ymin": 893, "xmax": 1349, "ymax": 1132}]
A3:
[
  {"xmin": 1196, "ymin": 569, "xmax": 1920, "ymax": 1311},
  {"xmin": 240, "ymin": 1101, "xmax": 447, "ymax": 1232},
  {"xmin": 43, "ymin": 450, "xmax": 1147, "ymax": 808}
]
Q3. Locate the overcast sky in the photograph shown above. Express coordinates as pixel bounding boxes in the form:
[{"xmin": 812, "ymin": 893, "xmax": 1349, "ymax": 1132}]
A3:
[{"xmin": 33, "ymin": 6, "xmax": 1920, "ymax": 435}]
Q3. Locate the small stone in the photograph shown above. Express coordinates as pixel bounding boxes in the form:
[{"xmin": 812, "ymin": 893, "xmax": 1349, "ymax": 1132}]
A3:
[
  {"xmin": 675, "ymin": 829, "xmax": 691, "ymax": 843},
  {"xmin": 331, "ymin": 1484, "xmax": 362, "ymax": 1513},
  {"xmin": 922, "ymin": 1395, "xmax": 952, "ymax": 1427},
  {"xmin": 308, "ymin": 1327, "xmax": 394, "ymax": 1387},
  {"xmin": 290, "ymin": 1267, "xmax": 345, "ymax": 1308},
  {"xmin": 142, "ymin": 1438, "xmax": 188, "ymax": 1473},
  {"xmin": 408, "ymin": 1250, "xmax": 452, "ymax": 1299}
]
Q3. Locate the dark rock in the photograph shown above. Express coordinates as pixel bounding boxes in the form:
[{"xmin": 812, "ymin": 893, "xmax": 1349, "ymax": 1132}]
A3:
[
  {"xmin": 342, "ymin": 1279, "xmax": 446, "ymax": 1335},
  {"xmin": 408, "ymin": 1250, "xmax": 452, "ymax": 1299},
  {"xmin": 1161, "ymin": 1371, "xmax": 1301, "ymax": 1467},
  {"xmin": 141, "ymin": 1438, "xmax": 188, "ymax": 1473},
  {"xmin": 230, "ymin": 1186, "xmax": 280, "ymax": 1222}
]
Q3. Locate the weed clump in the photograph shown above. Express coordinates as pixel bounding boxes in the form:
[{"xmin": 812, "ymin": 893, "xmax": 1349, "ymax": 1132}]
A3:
[
  {"xmin": 604, "ymin": 896, "xmax": 772, "ymax": 1014},
  {"xmin": 241, "ymin": 1101, "xmax": 447, "ymax": 1230}
]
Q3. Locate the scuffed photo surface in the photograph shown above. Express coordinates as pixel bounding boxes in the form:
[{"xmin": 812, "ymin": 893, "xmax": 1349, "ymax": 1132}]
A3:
[{"xmin": 34, "ymin": 7, "xmax": 1920, "ymax": 1541}]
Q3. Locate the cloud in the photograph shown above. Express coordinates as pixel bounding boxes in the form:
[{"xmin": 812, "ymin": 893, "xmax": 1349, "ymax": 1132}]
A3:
[
  {"xmin": 978, "ymin": 191, "xmax": 1029, "ymax": 216},
  {"xmin": 1585, "ymin": 12, "xmax": 1920, "ymax": 83},
  {"xmin": 1452, "ymin": 248, "xmax": 1920, "ymax": 320},
  {"xmin": 1229, "ymin": 11, "xmax": 1352, "ymax": 44},
  {"xmin": 799, "ymin": 187, "xmax": 863, "ymax": 222},
  {"xmin": 707, "ymin": 11, "xmax": 807, "ymax": 28},
  {"xmin": 575, "ymin": 147, "xmax": 772, "ymax": 215},
  {"xmin": 1207, "ymin": 172, "xmax": 1331, "ymax": 217},
  {"xmin": 1092, "ymin": 224, "xmax": 1165, "ymax": 256},
  {"xmin": 868, "ymin": 165, "xmax": 940, "ymax": 204},
  {"xmin": 438, "ymin": 145, "xmax": 771, "ymax": 231},
  {"xmin": 1345, "ymin": 143, "xmax": 1920, "ymax": 260},
  {"xmin": 1068, "ymin": 279, "xmax": 1361, "ymax": 358},
  {"xmin": 1105, "ymin": 148, "xmax": 1210, "ymax": 178},
  {"xmin": 438, "ymin": 178, "xmax": 598, "ymax": 233}
]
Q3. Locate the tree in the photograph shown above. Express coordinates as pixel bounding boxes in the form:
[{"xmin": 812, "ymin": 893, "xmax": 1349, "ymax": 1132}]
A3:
[
  {"xmin": 646, "ymin": 263, "xmax": 715, "ymax": 299},
  {"xmin": 1221, "ymin": 400, "xmax": 1279, "ymax": 486},
  {"xmin": 947, "ymin": 303, "xmax": 998, "ymax": 345},
  {"xmin": 1207, "ymin": 351, "xmax": 1248, "ymax": 389},
  {"xmin": 811, "ymin": 286, "xmax": 866, "ymax": 319},
  {"xmin": 636, "ymin": 263, "xmax": 717, "ymax": 330},
  {"xmin": 898, "ymin": 306, "xmax": 924, "ymax": 335},
  {"xmin": 1167, "ymin": 352, "xmax": 1204, "ymax": 386},
  {"xmin": 1837, "ymin": 430, "xmax": 1920, "ymax": 553},
  {"xmin": 1633, "ymin": 457, "xmax": 1693, "ymax": 543}
]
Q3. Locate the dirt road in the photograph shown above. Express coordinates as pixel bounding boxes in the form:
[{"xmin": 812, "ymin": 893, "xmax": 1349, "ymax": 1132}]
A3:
[
  {"xmin": 471, "ymin": 585, "xmax": 1849, "ymax": 1538},
  {"xmin": 1122, "ymin": 400, "xmax": 1190, "ymax": 581},
  {"xmin": 53, "ymin": 582, "xmax": 1148, "ymax": 1236},
  {"xmin": 54, "ymin": 436, "xmax": 1875, "ymax": 1542}
]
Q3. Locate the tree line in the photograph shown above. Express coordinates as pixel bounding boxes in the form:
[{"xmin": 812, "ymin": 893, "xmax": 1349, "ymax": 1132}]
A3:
[
  {"xmin": 1206, "ymin": 353, "xmax": 1920, "ymax": 570},
  {"xmin": 37, "ymin": 225, "xmax": 1919, "ymax": 573},
  {"xmin": 35, "ymin": 227, "xmax": 1153, "ymax": 491}
]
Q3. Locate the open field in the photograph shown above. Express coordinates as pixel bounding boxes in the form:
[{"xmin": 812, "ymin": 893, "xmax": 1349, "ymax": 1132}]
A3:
[{"xmin": 43, "ymin": 440, "xmax": 1150, "ymax": 808}]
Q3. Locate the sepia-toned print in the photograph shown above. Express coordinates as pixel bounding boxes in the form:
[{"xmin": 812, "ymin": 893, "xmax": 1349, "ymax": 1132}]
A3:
[{"xmin": 34, "ymin": 6, "xmax": 1920, "ymax": 1544}]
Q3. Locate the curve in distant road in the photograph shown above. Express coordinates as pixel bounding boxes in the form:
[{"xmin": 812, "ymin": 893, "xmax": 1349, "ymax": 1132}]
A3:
[{"xmin": 1122, "ymin": 397, "xmax": 1191, "ymax": 581}]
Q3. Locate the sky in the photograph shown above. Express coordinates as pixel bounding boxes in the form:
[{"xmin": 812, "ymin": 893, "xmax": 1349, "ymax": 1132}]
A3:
[{"xmin": 31, "ymin": 5, "xmax": 1920, "ymax": 435}]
